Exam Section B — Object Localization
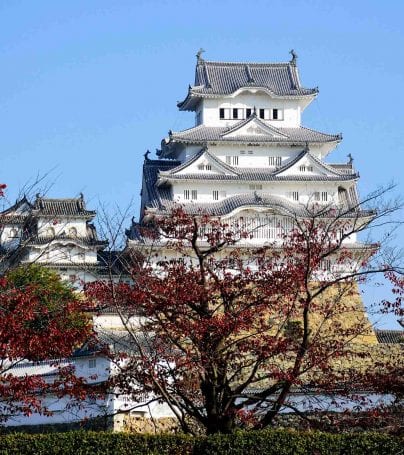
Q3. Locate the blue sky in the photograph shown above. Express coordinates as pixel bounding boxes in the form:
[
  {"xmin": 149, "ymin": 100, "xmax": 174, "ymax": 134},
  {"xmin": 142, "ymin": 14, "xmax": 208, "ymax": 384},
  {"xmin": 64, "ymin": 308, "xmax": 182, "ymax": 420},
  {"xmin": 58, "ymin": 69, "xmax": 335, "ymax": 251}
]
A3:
[{"xmin": 0, "ymin": 0, "xmax": 403, "ymax": 327}]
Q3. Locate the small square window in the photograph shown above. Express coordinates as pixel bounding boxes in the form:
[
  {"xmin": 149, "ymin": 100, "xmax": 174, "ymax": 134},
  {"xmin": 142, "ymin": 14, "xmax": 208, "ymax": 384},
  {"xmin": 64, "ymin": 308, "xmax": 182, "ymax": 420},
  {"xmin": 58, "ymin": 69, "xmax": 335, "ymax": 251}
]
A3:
[
  {"xmin": 88, "ymin": 359, "xmax": 97, "ymax": 369},
  {"xmin": 219, "ymin": 108, "xmax": 231, "ymax": 120},
  {"xmin": 184, "ymin": 190, "xmax": 190, "ymax": 200},
  {"xmin": 292, "ymin": 191, "xmax": 299, "ymax": 201},
  {"xmin": 191, "ymin": 190, "xmax": 198, "ymax": 200},
  {"xmin": 213, "ymin": 190, "xmax": 219, "ymax": 200}
]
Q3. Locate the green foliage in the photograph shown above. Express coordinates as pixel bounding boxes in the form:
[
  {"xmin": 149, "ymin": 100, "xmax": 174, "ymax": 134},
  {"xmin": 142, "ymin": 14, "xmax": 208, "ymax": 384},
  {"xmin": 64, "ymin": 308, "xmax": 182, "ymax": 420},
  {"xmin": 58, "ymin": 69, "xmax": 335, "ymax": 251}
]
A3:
[
  {"xmin": 5, "ymin": 264, "xmax": 88, "ymax": 333},
  {"xmin": 0, "ymin": 429, "xmax": 401, "ymax": 455}
]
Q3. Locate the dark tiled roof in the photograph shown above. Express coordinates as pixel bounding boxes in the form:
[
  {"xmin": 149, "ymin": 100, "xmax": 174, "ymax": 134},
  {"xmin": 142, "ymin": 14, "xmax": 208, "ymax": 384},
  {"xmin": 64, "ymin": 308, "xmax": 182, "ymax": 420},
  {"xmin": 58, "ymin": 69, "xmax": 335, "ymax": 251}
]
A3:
[
  {"xmin": 140, "ymin": 158, "xmax": 371, "ymax": 220},
  {"xmin": 162, "ymin": 122, "xmax": 341, "ymax": 151},
  {"xmin": 141, "ymin": 159, "xmax": 181, "ymax": 212},
  {"xmin": 24, "ymin": 235, "xmax": 108, "ymax": 248},
  {"xmin": 0, "ymin": 197, "xmax": 32, "ymax": 224},
  {"xmin": 178, "ymin": 59, "xmax": 317, "ymax": 110},
  {"xmin": 375, "ymin": 329, "xmax": 404, "ymax": 344},
  {"xmin": 33, "ymin": 195, "xmax": 96, "ymax": 218},
  {"xmin": 158, "ymin": 149, "xmax": 358, "ymax": 183}
]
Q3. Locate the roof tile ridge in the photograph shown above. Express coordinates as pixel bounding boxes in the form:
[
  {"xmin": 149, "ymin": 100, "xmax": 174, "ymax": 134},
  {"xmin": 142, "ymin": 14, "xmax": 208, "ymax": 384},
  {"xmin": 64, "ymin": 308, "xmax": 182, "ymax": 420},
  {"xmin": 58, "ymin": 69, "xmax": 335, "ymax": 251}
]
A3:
[
  {"xmin": 252, "ymin": 117, "xmax": 290, "ymax": 137},
  {"xmin": 223, "ymin": 115, "xmax": 289, "ymax": 138},
  {"xmin": 160, "ymin": 148, "xmax": 206, "ymax": 175},
  {"xmin": 308, "ymin": 152, "xmax": 354, "ymax": 177},
  {"xmin": 203, "ymin": 60, "xmax": 291, "ymax": 67},
  {"xmin": 221, "ymin": 116, "xmax": 254, "ymax": 135},
  {"xmin": 300, "ymin": 125, "xmax": 342, "ymax": 139},
  {"xmin": 272, "ymin": 150, "xmax": 308, "ymax": 175},
  {"xmin": 203, "ymin": 149, "xmax": 241, "ymax": 176},
  {"xmin": 172, "ymin": 124, "xmax": 206, "ymax": 136}
]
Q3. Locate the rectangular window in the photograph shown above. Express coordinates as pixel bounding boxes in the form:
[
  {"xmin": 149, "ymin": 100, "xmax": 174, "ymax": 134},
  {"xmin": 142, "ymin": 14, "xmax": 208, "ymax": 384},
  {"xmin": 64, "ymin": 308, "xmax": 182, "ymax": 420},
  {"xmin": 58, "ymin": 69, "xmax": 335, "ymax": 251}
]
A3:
[
  {"xmin": 184, "ymin": 190, "xmax": 190, "ymax": 200},
  {"xmin": 219, "ymin": 108, "xmax": 231, "ymax": 120},
  {"xmin": 259, "ymin": 108, "xmax": 271, "ymax": 120},
  {"xmin": 271, "ymin": 108, "xmax": 283, "ymax": 120},
  {"xmin": 320, "ymin": 259, "xmax": 331, "ymax": 271},
  {"xmin": 88, "ymin": 359, "xmax": 97, "ymax": 369},
  {"xmin": 269, "ymin": 156, "xmax": 282, "ymax": 167},
  {"xmin": 191, "ymin": 190, "xmax": 198, "ymax": 200},
  {"xmin": 246, "ymin": 108, "xmax": 252, "ymax": 118},
  {"xmin": 247, "ymin": 150, "xmax": 254, "ymax": 155},
  {"xmin": 292, "ymin": 191, "xmax": 299, "ymax": 201},
  {"xmin": 299, "ymin": 165, "xmax": 306, "ymax": 172},
  {"xmin": 219, "ymin": 190, "xmax": 227, "ymax": 198},
  {"xmin": 227, "ymin": 156, "xmax": 239, "ymax": 166},
  {"xmin": 307, "ymin": 166, "xmax": 313, "ymax": 172},
  {"xmin": 321, "ymin": 191, "xmax": 328, "ymax": 202},
  {"xmin": 213, "ymin": 190, "xmax": 219, "ymax": 200},
  {"xmin": 240, "ymin": 150, "xmax": 246, "ymax": 155},
  {"xmin": 205, "ymin": 164, "xmax": 212, "ymax": 170},
  {"xmin": 249, "ymin": 184, "xmax": 263, "ymax": 190},
  {"xmin": 232, "ymin": 108, "xmax": 244, "ymax": 119},
  {"xmin": 313, "ymin": 192, "xmax": 320, "ymax": 201}
]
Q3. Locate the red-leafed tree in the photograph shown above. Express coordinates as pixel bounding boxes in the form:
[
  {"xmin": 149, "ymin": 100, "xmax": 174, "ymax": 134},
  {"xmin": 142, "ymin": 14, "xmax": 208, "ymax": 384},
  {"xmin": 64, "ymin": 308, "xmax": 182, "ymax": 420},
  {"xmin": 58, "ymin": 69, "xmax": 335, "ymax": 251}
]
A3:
[
  {"xmin": 86, "ymin": 189, "xmax": 403, "ymax": 435},
  {"xmin": 0, "ymin": 262, "xmax": 96, "ymax": 422}
]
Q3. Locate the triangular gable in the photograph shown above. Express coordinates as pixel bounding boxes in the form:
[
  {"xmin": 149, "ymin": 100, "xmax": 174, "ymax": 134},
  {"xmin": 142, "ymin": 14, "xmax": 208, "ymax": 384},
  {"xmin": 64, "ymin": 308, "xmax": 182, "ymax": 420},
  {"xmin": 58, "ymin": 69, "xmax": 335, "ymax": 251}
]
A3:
[
  {"xmin": 221, "ymin": 116, "xmax": 289, "ymax": 139},
  {"xmin": 159, "ymin": 149, "xmax": 239, "ymax": 177},
  {"xmin": 0, "ymin": 197, "xmax": 32, "ymax": 218},
  {"xmin": 274, "ymin": 151, "xmax": 344, "ymax": 177}
]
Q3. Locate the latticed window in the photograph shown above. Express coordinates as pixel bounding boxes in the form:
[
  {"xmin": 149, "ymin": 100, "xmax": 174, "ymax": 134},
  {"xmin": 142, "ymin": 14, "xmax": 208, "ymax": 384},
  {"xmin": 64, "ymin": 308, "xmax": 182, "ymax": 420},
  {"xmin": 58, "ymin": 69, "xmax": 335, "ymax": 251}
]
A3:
[
  {"xmin": 268, "ymin": 156, "xmax": 282, "ymax": 167},
  {"xmin": 226, "ymin": 156, "xmax": 239, "ymax": 166},
  {"xmin": 249, "ymin": 184, "xmax": 263, "ymax": 190},
  {"xmin": 213, "ymin": 190, "xmax": 219, "ymax": 201},
  {"xmin": 321, "ymin": 191, "xmax": 328, "ymax": 202},
  {"xmin": 292, "ymin": 191, "xmax": 299, "ymax": 201},
  {"xmin": 191, "ymin": 190, "xmax": 198, "ymax": 200},
  {"xmin": 184, "ymin": 190, "xmax": 190, "ymax": 200}
]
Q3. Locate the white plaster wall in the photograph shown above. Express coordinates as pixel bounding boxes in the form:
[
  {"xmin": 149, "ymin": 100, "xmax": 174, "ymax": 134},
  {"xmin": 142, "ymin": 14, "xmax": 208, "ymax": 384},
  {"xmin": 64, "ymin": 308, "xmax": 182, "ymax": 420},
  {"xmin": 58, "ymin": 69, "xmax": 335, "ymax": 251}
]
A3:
[
  {"xmin": 27, "ymin": 244, "xmax": 98, "ymax": 264},
  {"xmin": 93, "ymin": 314, "xmax": 147, "ymax": 331},
  {"xmin": 181, "ymin": 143, "xmax": 331, "ymax": 168},
  {"xmin": 37, "ymin": 218, "xmax": 88, "ymax": 237},
  {"xmin": 172, "ymin": 180, "xmax": 340, "ymax": 205},
  {"xmin": 0, "ymin": 224, "xmax": 21, "ymax": 249},
  {"xmin": 200, "ymin": 94, "xmax": 306, "ymax": 127}
]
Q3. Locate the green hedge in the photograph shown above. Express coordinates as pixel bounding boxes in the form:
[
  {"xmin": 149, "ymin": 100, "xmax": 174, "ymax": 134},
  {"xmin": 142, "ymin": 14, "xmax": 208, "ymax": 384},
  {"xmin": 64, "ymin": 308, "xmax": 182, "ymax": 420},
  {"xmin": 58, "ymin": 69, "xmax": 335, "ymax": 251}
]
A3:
[{"xmin": 0, "ymin": 429, "xmax": 402, "ymax": 455}]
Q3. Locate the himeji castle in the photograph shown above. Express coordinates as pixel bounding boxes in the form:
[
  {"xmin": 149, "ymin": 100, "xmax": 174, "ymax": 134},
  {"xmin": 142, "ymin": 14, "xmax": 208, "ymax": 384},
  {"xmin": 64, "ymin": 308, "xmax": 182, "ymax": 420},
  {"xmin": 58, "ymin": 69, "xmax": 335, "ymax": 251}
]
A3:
[
  {"xmin": 0, "ymin": 51, "xmax": 402, "ymax": 431},
  {"xmin": 128, "ymin": 50, "xmax": 361, "ymax": 253}
]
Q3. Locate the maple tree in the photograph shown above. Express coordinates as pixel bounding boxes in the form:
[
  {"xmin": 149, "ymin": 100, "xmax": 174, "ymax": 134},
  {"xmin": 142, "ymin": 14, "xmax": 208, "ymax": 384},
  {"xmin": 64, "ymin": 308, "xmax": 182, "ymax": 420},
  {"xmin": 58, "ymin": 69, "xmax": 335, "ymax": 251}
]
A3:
[
  {"xmin": 85, "ymin": 187, "xmax": 403, "ymax": 435},
  {"xmin": 0, "ymin": 182, "xmax": 96, "ymax": 423}
]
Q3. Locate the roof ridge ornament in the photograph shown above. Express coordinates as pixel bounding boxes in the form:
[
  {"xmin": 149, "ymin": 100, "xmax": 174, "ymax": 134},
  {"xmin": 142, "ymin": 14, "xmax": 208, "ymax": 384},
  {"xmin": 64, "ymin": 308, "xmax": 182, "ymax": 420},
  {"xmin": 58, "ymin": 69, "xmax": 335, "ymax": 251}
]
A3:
[
  {"xmin": 347, "ymin": 153, "xmax": 354, "ymax": 164},
  {"xmin": 245, "ymin": 64, "xmax": 255, "ymax": 83},
  {"xmin": 196, "ymin": 48, "xmax": 205, "ymax": 63},
  {"xmin": 289, "ymin": 49, "xmax": 298, "ymax": 65},
  {"xmin": 144, "ymin": 150, "xmax": 151, "ymax": 161}
]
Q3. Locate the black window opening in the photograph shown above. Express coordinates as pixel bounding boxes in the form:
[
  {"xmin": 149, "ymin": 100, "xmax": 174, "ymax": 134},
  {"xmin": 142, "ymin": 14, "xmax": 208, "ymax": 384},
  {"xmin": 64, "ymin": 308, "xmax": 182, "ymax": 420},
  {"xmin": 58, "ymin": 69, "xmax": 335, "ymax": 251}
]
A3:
[
  {"xmin": 246, "ymin": 108, "xmax": 252, "ymax": 118},
  {"xmin": 233, "ymin": 108, "xmax": 239, "ymax": 119},
  {"xmin": 259, "ymin": 109, "xmax": 265, "ymax": 119},
  {"xmin": 273, "ymin": 109, "xmax": 279, "ymax": 120},
  {"xmin": 219, "ymin": 108, "xmax": 225, "ymax": 119}
]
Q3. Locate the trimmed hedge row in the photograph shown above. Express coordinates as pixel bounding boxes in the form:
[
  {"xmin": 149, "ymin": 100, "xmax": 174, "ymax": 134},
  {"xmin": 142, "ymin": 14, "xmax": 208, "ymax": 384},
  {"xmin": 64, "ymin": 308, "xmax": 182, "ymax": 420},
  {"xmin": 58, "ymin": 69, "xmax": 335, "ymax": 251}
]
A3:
[{"xmin": 0, "ymin": 429, "xmax": 402, "ymax": 455}]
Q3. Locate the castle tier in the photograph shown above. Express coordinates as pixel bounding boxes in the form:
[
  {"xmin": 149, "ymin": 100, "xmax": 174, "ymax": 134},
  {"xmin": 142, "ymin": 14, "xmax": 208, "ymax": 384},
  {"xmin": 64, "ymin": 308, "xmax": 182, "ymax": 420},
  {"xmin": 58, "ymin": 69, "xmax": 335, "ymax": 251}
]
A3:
[
  {"xmin": 130, "ymin": 52, "xmax": 370, "ymax": 249},
  {"xmin": 0, "ymin": 194, "xmax": 108, "ymax": 284}
]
